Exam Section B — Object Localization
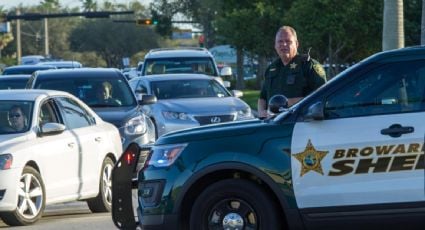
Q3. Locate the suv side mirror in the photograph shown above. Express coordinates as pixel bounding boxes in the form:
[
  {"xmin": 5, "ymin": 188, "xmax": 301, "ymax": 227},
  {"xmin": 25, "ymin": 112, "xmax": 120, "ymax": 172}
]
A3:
[
  {"xmin": 137, "ymin": 94, "xmax": 157, "ymax": 105},
  {"xmin": 220, "ymin": 66, "xmax": 232, "ymax": 77},
  {"xmin": 304, "ymin": 102, "xmax": 324, "ymax": 121}
]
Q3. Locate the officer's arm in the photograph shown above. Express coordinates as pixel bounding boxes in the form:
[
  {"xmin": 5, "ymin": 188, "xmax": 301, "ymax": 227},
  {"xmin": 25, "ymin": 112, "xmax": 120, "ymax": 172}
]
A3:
[
  {"xmin": 257, "ymin": 99, "xmax": 268, "ymax": 118},
  {"xmin": 306, "ymin": 60, "xmax": 327, "ymax": 92}
]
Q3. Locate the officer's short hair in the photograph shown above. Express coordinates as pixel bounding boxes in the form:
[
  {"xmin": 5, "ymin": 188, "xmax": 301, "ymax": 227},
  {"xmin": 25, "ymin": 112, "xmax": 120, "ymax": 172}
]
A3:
[{"xmin": 277, "ymin": 26, "xmax": 298, "ymax": 41}]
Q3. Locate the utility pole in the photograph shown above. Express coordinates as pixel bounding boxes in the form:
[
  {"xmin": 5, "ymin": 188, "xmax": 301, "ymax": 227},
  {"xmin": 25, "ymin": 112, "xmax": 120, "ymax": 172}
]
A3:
[
  {"xmin": 44, "ymin": 18, "xmax": 49, "ymax": 56},
  {"xmin": 4, "ymin": 10, "xmax": 134, "ymax": 63},
  {"xmin": 16, "ymin": 9, "xmax": 21, "ymax": 64}
]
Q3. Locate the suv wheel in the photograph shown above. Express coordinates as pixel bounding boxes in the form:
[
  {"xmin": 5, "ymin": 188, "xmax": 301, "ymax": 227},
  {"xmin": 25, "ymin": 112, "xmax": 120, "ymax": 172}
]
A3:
[{"xmin": 189, "ymin": 179, "xmax": 281, "ymax": 230}]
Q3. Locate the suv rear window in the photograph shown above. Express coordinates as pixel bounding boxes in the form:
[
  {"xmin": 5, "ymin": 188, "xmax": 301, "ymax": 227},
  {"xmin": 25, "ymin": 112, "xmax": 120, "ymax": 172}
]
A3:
[{"xmin": 143, "ymin": 57, "xmax": 217, "ymax": 76}]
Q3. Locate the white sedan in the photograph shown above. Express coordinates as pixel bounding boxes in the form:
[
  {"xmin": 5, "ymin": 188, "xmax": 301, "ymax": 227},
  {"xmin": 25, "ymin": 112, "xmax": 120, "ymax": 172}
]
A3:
[{"xmin": 0, "ymin": 89, "xmax": 122, "ymax": 226}]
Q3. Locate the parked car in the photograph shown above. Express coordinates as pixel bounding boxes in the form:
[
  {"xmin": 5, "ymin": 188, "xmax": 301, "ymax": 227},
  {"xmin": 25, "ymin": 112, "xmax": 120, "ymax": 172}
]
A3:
[
  {"xmin": 38, "ymin": 61, "xmax": 82, "ymax": 69},
  {"xmin": 112, "ymin": 46, "xmax": 425, "ymax": 229},
  {"xmin": 140, "ymin": 47, "xmax": 232, "ymax": 85},
  {"xmin": 0, "ymin": 75, "xmax": 31, "ymax": 89},
  {"xmin": 26, "ymin": 68, "xmax": 157, "ymax": 149},
  {"xmin": 129, "ymin": 74, "xmax": 254, "ymax": 137},
  {"xmin": 122, "ymin": 67, "xmax": 138, "ymax": 80},
  {"xmin": 136, "ymin": 61, "xmax": 144, "ymax": 76},
  {"xmin": 1, "ymin": 65, "xmax": 56, "ymax": 75},
  {"xmin": 20, "ymin": 55, "xmax": 46, "ymax": 65},
  {"xmin": 0, "ymin": 89, "xmax": 122, "ymax": 226}
]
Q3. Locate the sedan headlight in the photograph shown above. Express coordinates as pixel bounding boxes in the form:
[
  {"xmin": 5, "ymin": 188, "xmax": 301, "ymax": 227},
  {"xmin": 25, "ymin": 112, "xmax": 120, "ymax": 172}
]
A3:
[
  {"xmin": 236, "ymin": 107, "xmax": 253, "ymax": 120},
  {"xmin": 0, "ymin": 154, "xmax": 13, "ymax": 170},
  {"xmin": 148, "ymin": 143, "xmax": 187, "ymax": 167},
  {"xmin": 124, "ymin": 115, "xmax": 147, "ymax": 135},
  {"xmin": 162, "ymin": 111, "xmax": 190, "ymax": 120}
]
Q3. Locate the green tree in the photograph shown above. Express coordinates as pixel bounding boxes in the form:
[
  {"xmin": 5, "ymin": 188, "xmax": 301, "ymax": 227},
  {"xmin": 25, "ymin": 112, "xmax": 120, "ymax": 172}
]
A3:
[
  {"xmin": 422, "ymin": 0, "xmax": 425, "ymax": 45},
  {"xmin": 69, "ymin": 19, "xmax": 160, "ymax": 67},
  {"xmin": 404, "ymin": 0, "xmax": 421, "ymax": 46},
  {"xmin": 214, "ymin": 0, "xmax": 290, "ymax": 89},
  {"xmin": 80, "ymin": 0, "xmax": 98, "ymax": 12},
  {"xmin": 149, "ymin": 0, "xmax": 179, "ymax": 38},
  {"xmin": 285, "ymin": 0, "xmax": 382, "ymax": 78},
  {"xmin": 0, "ymin": 7, "xmax": 14, "ymax": 59}
]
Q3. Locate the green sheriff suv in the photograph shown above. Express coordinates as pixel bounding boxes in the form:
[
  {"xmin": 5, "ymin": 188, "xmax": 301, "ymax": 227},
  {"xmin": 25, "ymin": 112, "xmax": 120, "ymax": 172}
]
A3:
[{"xmin": 112, "ymin": 46, "xmax": 425, "ymax": 230}]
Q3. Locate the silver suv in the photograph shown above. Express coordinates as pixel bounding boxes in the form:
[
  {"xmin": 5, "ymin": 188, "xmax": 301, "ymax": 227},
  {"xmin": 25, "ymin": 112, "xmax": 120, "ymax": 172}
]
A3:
[{"xmin": 140, "ymin": 47, "xmax": 232, "ymax": 79}]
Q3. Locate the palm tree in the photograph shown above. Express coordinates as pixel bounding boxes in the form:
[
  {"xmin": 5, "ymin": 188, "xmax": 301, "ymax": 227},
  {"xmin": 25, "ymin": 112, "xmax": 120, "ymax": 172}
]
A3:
[
  {"xmin": 80, "ymin": 0, "xmax": 98, "ymax": 12},
  {"xmin": 382, "ymin": 0, "xmax": 404, "ymax": 51}
]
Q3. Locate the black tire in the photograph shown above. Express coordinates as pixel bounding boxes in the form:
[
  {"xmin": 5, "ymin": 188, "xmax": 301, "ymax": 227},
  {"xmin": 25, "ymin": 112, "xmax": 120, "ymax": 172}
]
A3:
[
  {"xmin": 87, "ymin": 157, "xmax": 114, "ymax": 213},
  {"xmin": 190, "ymin": 179, "xmax": 282, "ymax": 230},
  {"xmin": 0, "ymin": 166, "xmax": 45, "ymax": 226}
]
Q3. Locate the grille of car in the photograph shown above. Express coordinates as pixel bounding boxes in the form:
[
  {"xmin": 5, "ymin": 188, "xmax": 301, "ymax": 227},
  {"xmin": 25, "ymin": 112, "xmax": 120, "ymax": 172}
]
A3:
[{"xmin": 194, "ymin": 115, "xmax": 235, "ymax": 125}]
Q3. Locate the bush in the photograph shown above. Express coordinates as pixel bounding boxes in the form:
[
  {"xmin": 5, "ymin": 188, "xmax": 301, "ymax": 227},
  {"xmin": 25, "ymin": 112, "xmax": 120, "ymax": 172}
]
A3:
[{"xmin": 241, "ymin": 90, "xmax": 260, "ymax": 110}]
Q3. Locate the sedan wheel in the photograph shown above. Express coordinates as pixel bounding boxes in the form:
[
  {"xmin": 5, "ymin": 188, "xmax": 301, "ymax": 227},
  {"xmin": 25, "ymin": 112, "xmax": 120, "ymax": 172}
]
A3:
[
  {"xmin": 87, "ymin": 157, "xmax": 114, "ymax": 212},
  {"xmin": 0, "ymin": 166, "xmax": 45, "ymax": 226}
]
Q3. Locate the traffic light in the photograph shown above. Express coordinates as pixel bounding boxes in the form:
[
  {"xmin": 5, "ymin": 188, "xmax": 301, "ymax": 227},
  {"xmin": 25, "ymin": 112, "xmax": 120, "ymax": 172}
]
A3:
[
  {"xmin": 198, "ymin": 34, "xmax": 205, "ymax": 47},
  {"xmin": 136, "ymin": 19, "xmax": 158, "ymax": 25}
]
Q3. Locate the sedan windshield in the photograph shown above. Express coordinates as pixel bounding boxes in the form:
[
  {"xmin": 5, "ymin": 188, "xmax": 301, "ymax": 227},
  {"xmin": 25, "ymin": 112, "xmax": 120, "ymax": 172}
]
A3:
[
  {"xmin": 151, "ymin": 79, "xmax": 231, "ymax": 100},
  {"xmin": 34, "ymin": 77, "xmax": 136, "ymax": 107}
]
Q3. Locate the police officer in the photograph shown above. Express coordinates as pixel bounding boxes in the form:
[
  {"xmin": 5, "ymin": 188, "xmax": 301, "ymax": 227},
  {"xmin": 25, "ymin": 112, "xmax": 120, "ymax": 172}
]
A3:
[{"xmin": 257, "ymin": 26, "xmax": 327, "ymax": 118}]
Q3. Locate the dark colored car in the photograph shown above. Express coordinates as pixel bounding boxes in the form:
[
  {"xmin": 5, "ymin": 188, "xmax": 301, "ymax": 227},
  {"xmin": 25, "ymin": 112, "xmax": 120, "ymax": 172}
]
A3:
[
  {"xmin": 38, "ymin": 61, "xmax": 83, "ymax": 69},
  {"xmin": 2, "ymin": 65, "xmax": 56, "ymax": 75},
  {"xmin": 112, "ymin": 46, "xmax": 425, "ymax": 230},
  {"xmin": 0, "ymin": 75, "xmax": 31, "ymax": 89},
  {"xmin": 26, "ymin": 68, "xmax": 157, "ymax": 150}
]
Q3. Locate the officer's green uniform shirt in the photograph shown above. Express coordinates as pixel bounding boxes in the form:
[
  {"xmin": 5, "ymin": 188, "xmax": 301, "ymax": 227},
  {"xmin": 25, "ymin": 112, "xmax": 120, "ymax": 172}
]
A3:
[{"xmin": 260, "ymin": 54, "xmax": 327, "ymax": 103}]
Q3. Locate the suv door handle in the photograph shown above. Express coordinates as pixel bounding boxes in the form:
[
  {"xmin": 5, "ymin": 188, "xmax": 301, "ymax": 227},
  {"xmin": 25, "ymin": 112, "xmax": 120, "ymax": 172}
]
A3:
[
  {"xmin": 381, "ymin": 124, "xmax": 414, "ymax": 138},
  {"xmin": 95, "ymin": 137, "xmax": 102, "ymax": 142}
]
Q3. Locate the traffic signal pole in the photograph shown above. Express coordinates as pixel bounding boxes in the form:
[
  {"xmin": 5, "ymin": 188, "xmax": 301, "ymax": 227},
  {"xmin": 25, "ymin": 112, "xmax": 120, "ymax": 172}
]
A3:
[
  {"xmin": 16, "ymin": 9, "xmax": 21, "ymax": 64},
  {"xmin": 3, "ymin": 10, "xmax": 134, "ymax": 63}
]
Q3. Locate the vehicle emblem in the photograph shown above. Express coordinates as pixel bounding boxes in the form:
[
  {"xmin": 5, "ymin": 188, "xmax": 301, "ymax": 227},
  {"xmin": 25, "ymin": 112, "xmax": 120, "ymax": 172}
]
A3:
[
  {"xmin": 292, "ymin": 139, "xmax": 328, "ymax": 177},
  {"xmin": 210, "ymin": 116, "xmax": 221, "ymax": 123}
]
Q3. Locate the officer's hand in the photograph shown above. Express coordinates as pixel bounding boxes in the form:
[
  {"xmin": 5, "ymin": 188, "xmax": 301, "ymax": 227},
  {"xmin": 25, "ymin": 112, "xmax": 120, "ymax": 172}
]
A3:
[{"xmin": 258, "ymin": 110, "xmax": 268, "ymax": 119}]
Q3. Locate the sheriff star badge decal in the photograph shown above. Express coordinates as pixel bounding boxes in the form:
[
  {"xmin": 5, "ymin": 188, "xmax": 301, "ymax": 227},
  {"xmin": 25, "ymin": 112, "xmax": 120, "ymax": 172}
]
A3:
[{"xmin": 292, "ymin": 139, "xmax": 328, "ymax": 177}]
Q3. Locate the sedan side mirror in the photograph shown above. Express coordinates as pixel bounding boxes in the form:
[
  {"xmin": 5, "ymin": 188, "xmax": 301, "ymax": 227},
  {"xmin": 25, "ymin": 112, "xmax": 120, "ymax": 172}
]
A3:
[{"xmin": 39, "ymin": 122, "xmax": 66, "ymax": 136}]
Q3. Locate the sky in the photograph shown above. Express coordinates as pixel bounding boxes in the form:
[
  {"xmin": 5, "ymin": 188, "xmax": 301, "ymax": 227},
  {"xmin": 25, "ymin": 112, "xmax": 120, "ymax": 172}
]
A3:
[{"xmin": 1, "ymin": 0, "xmax": 152, "ymax": 10}]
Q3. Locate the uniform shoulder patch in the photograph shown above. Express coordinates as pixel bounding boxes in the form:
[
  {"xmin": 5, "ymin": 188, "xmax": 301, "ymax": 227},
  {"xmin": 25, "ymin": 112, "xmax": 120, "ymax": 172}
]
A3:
[{"xmin": 313, "ymin": 64, "xmax": 326, "ymax": 77}]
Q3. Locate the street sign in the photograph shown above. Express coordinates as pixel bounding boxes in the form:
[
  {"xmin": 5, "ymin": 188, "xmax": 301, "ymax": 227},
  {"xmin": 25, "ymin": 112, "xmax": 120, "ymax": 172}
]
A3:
[
  {"xmin": 122, "ymin": 57, "xmax": 130, "ymax": 67},
  {"xmin": 0, "ymin": 22, "xmax": 10, "ymax": 33}
]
